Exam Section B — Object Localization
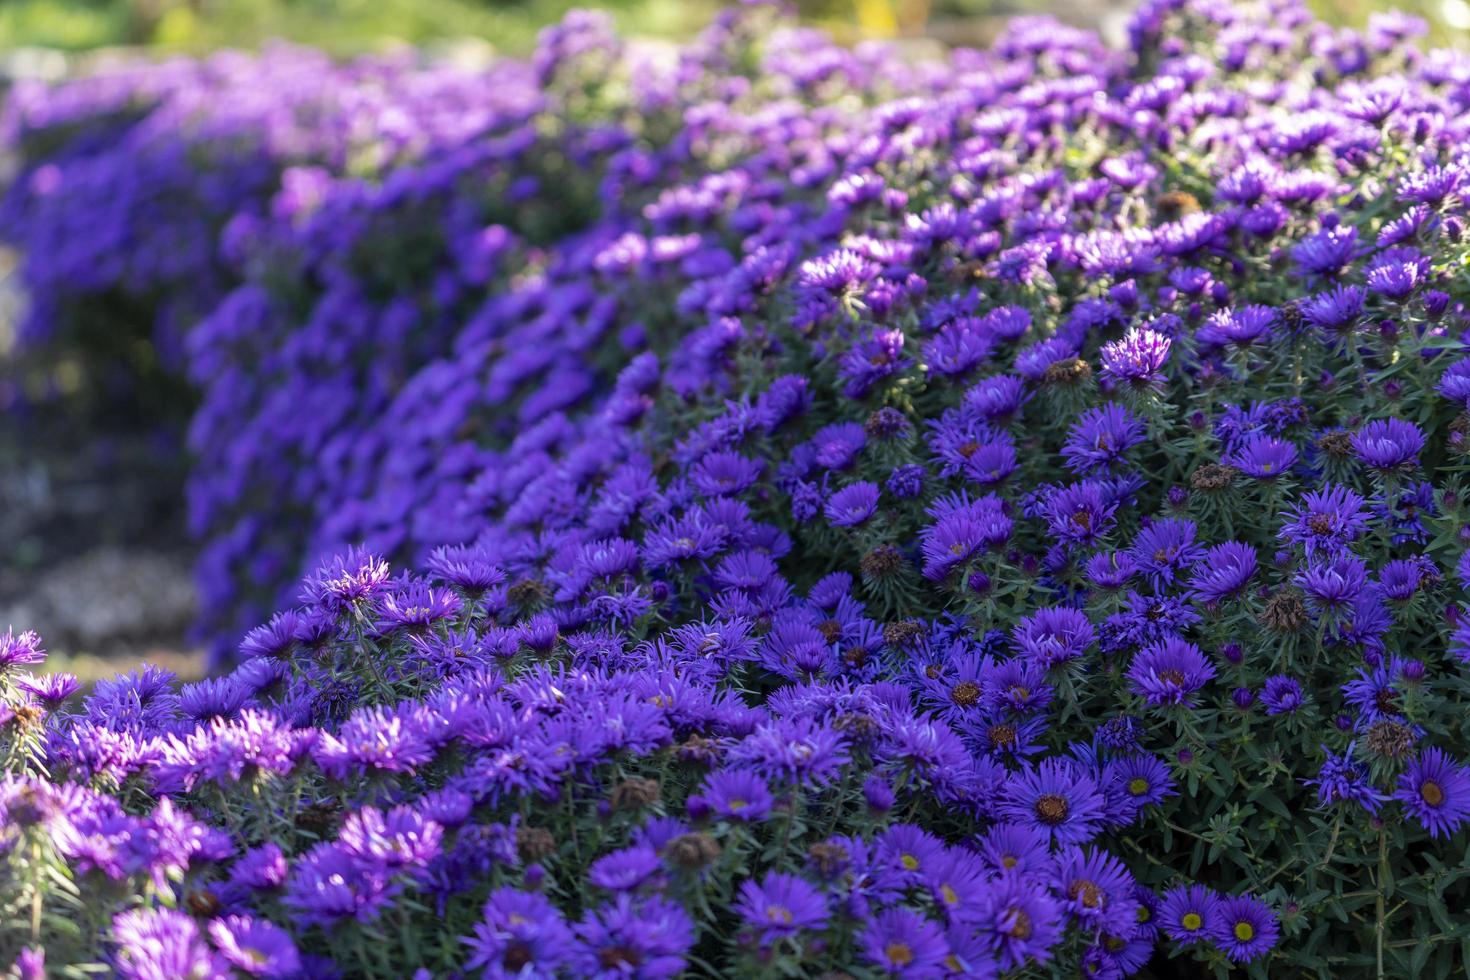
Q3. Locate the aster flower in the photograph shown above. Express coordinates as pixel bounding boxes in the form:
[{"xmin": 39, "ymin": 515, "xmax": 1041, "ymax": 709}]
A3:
[
  {"xmin": 1158, "ymin": 884, "xmax": 1220, "ymax": 946},
  {"xmin": 1352, "ymin": 418, "xmax": 1424, "ymax": 471},
  {"xmin": 998, "ymin": 759, "xmax": 1106, "ymax": 845},
  {"xmin": 1129, "ymin": 518, "xmax": 1204, "ymax": 589},
  {"xmin": 696, "ymin": 769, "xmax": 774, "ymax": 823},
  {"xmin": 1306, "ymin": 743, "xmax": 1386, "ymax": 813},
  {"xmin": 573, "ymin": 895, "xmax": 694, "ymax": 980},
  {"xmin": 1099, "ymin": 328, "xmax": 1170, "ymax": 389},
  {"xmin": 1011, "ymin": 607, "xmax": 1095, "ymax": 669},
  {"xmin": 208, "ymin": 916, "xmax": 301, "ymax": 977},
  {"xmin": 1051, "ymin": 846, "xmax": 1140, "ymax": 937},
  {"xmin": 1395, "ymin": 748, "xmax": 1470, "ymax": 839},
  {"xmin": 1209, "ymin": 896, "xmax": 1279, "ymax": 963},
  {"xmin": 861, "ymin": 907, "xmax": 948, "ymax": 977},
  {"xmin": 826, "ymin": 482, "xmax": 881, "ymax": 527},
  {"xmin": 1126, "ymin": 638, "xmax": 1215, "ymax": 707},
  {"xmin": 1260, "ymin": 676, "xmax": 1307, "ymax": 715},
  {"xmin": 0, "ymin": 629, "xmax": 44, "ymax": 669},
  {"xmin": 1279, "ymin": 484, "xmax": 1370, "ymax": 557},
  {"xmin": 1062, "ymin": 404, "xmax": 1145, "ymax": 474},
  {"xmin": 1188, "ymin": 542, "xmax": 1256, "ymax": 602},
  {"xmin": 466, "ymin": 888, "xmax": 575, "ymax": 978},
  {"xmin": 111, "ymin": 908, "xmax": 220, "ymax": 980},
  {"xmin": 1226, "ymin": 435, "xmax": 1297, "ymax": 479},
  {"xmin": 734, "ymin": 872, "xmax": 829, "ymax": 943},
  {"xmin": 976, "ymin": 872, "xmax": 1065, "ymax": 970}
]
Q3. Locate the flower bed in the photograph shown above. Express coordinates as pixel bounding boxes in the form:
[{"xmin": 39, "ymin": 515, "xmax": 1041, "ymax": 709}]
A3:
[{"xmin": 4, "ymin": 0, "xmax": 1470, "ymax": 975}]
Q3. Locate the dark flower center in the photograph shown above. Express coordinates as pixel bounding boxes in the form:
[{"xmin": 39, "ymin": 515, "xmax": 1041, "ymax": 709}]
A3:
[
  {"xmin": 885, "ymin": 942, "xmax": 915, "ymax": 966},
  {"xmin": 1007, "ymin": 909, "xmax": 1033, "ymax": 940},
  {"xmin": 1159, "ymin": 668, "xmax": 1186, "ymax": 686},
  {"xmin": 1307, "ymin": 514, "xmax": 1337, "ymax": 535},
  {"xmin": 989, "ymin": 723, "xmax": 1017, "ymax": 749},
  {"xmin": 1422, "ymin": 780, "xmax": 1445, "ymax": 807},
  {"xmin": 950, "ymin": 681, "xmax": 981, "ymax": 707},
  {"xmin": 599, "ymin": 946, "xmax": 643, "ymax": 969},
  {"xmin": 1069, "ymin": 879, "xmax": 1103, "ymax": 908},
  {"xmin": 504, "ymin": 943, "xmax": 534, "ymax": 971},
  {"xmin": 1035, "ymin": 793, "xmax": 1069, "ymax": 825}
]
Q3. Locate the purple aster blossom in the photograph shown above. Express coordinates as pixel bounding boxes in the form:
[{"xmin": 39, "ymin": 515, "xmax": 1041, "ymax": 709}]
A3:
[
  {"xmin": 877, "ymin": 825, "xmax": 948, "ymax": 884},
  {"xmin": 1043, "ymin": 481, "xmax": 1119, "ymax": 546},
  {"xmin": 17, "ymin": 671, "xmax": 79, "ymax": 707},
  {"xmin": 1279, "ymin": 484, "xmax": 1370, "ymax": 557},
  {"xmin": 588, "ymin": 844, "xmax": 663, "ymax": 892},
  {"xmin": 811, "ymin": 422, "xmax": 867, "ymax": 470},
  {"xmin": 1099, "ymin": 327, "xmax": 1170, "ymax": 388},
  {"xmin": 1126, "ymin": 638, "xmax": 1215, "ymax": 707},
  {"xmin": 976, "ymin": 871, "xmax": 1065, "ymax": 971},
  {"xmin": 733, "ymin": 871, "xmax": 829, "ymax": 942},
  {"xmin": 976, "ymin": 823, "xmax": 1052, "ymax": 879},
  {"xmin": 1300, "ymin": 284, "xmax": 1367, "ymax": 332},
  {"xmin": 466, "ymin": 888, "xmax": 576, "ymax": 978},
  {"xmin": 1227, "ymin": 434, "xmax": 1298, "ymax": 479},
  {"xmin": 965, "ymin": 374, "xmax": 1028, "ymax": 422},
  {"xmin": 1103, "ymin": 753, "xmax": 1176, "ymax": 816},
  {"xmin": 826, "ymin": 482, "xmax": 881, "ymax": 527},
  {"xmin": 1295, "ymin": 554, "xmax": 1369, "ymax": 612},
  {"xmin": 998, "ymin": 759, "xmax": 1107, "ymax": 845},
  {"xmin": 690, "ymin": 451, "xmax": 765, "ymax": 497},
  {"xmin": 1051, "ymin": 846, "xmax": 1141, "ymax": 938},
  {"xmin": 0, "ymin": 629, "xmax": 44, "ymax": 669},
  {"xmin": 726, "ymin": 716, "xmax": 849, "ymax": 786},
  {"xmin": 1062, "ymin": 404, "xmax": 1145, "ymax": 474},
  {"xmin": 961, "ymin": 436, "xmax": 1019, "ymax": 486},
  {"xmin": 111, "ymin": 908, "xmax": 219, "ymax": 980},
  {"xmin": 1209, "ymin": 896, "xmax": 1280, "ymax": 964},
  {"xmin": 695, "ymin": 768, "xmax": 773, "ymax": 823},
  {"xmin": 1395, "ymin": 748, "xmax": 1470, "ymax": 839},
  {"xmin": 1260, "ymin": 676, "xmax": 1306, "ymax": 715},
  {"xmin": 1188, "ymin": 542, "xmax": 1256, "ymax": 602},
  {"xmin": 1293, "ymin": 225, "xmax": 1359, "ymax": 276},
  {"xmin": 1436, "ymin": 356, "xmax": 1470, "ymax": 409},
  {"xmin": 1011, "ymin": 607, "xmax": 1095, "ymax": 669},
  {"xmin": 860, "ymin": 907, "xmax": 948, "ymax": 977},
  {"xmin": 207, "ymin": 916, "xmax": 301, "ymax": 977},
  {"xmin": 1351, "ymin": 418, "xmax": 1424, "ymax": 471},
  {"xmin": 1158, "ymin": 885, "xmax": 1220, "ymax": 946},
  {"xmin": 338, "ymin": 805, "xmax": 443, "ymax": 870},
  {"xmin": 1198, "ymin": 305, "xmax": 1277, "ymax": 349},
  {"xmin": 573, "ymin": 895, "xmax": 694, "ymax": 980},
  {"xmin": 1306, "ymin": 743, "xmax": 1386, "ymax": 813},
  {"xmin": 1129, "ymin": 518, "xmax": 1204, "ymax": 589}
]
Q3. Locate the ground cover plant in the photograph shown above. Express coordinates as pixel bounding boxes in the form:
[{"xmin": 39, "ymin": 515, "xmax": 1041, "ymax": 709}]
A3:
[{"xmin": 4, "ymin": 0, "xmax": 1470, "ymax": 975}]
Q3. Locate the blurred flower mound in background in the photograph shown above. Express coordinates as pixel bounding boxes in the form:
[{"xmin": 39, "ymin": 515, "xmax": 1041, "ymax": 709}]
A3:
[{"xmin": 3, "ymin": 0, "xmax": 1470, "ymax": 976}]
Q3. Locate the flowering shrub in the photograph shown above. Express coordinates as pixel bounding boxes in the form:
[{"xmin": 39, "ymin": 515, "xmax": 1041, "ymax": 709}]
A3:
[{"xmin": 7, "ymin": 0, "xmax": 1470, "ymax": 975}]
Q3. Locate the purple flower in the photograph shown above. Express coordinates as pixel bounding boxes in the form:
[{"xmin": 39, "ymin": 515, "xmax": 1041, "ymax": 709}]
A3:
[
  {"xmin": 696, "ymin": 768, "xmax": 773, "ymax": 823},
  {"xmin": 1352, "ymin": 418, "xmax": 1424, "ymax": 470},
  {"xmin": 1099, "ymin": 327, "xmax": 1170, "ymax": 387},
  {"xmin": 1158, "ymin": 884, "xmax": 1220, "ymax": 945},
  {"xmin": 1189, "ymin": 542, "xmax": 1256, "ymax": 602},
  {"xmin": 1395, "ymin": 748, "xmax": 1470, "ymax": 839},
  {"xmin": 1227, "ymin": 435, "xmax": 1297, "ymax": 479},
  {"xmin": 1051, "ymin": 846, "xmax": 1140, "ymax": 937},
  {"xmin": 573, "ymin": 895, "xmax": 694, "ymax": 979},
  {"xmin": 1260, "ymin": 676, "xmax": 1306, "ymax": 715},
  {"xmin": 1126, "ymin": 638, "xmax": 1215, "ymax": 707},
  {"xmin": 1011, "ymin": 607, "xmax": 1095, "ymax": 669},
  {"xmin": 976, "ymin": 872, "xmax": 1065, "ymax": 970},
  {"xmin": 691, "ymin": 451, "xmax": 765, "ymax": 496},
  {"xmin": 1129, "ymin": 518, "xmax": 1204, "ymax": 588},
  {"xmin": 734, "ymin": 871, "xmax": 829, "ymax": 942},
  {"xmin": 1062, "ymin": 404, "xmax": 1144, "ymax": 474},
  {"xmin": 208, "ymin": 916, "xmax": 301, "ymax": 977},
  {"xmin": 998, "ymin": 759, "xmax": 1107, "ymax": 845},
  {"xmin": 588, "ymin": 844, "xmax": 663, "ymax": 892},
  {"xmin": 1209, "ymin": 896, "xmax": 1279, "ymax": 963},
  {"xmin": 466, "ymin": 888, "xmax": 575, "ymax": 978},
  {"xmin": 1296, "ymin": 554, "xmax": 1369, "ymax": 611},
  {"xmin": 1280, "ymin": 484, "xmax": 1370, "ymax": 557},
  {"xmin": 1306, "ymin": 743, "xmax": 1385, "ymax": 813},
  {"xmin": 826, "ymin": 482, "xmax": 880, "ymax": 527},
  {"xmin": 0, "ymin": 629, "xmax": 44, "ymax": 669},
  {"xmin": 860, "ymin": 907, "xmax": 948, "ymax": 977},
  {"xmin": 111, "ymin": 908, "xmax": 219, "ymax": 980},
  {"xmin": 1300, "ymin": 284, "xmax": 1366, "ymax": 331}
]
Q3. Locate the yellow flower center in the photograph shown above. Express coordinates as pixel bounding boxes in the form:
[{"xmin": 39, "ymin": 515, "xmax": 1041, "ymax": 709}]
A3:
[
  {"xmin": 1234, "ymin": 922, "xmax": 1255, "ymax": 942},
  {"xmin": 886, "ymin": 942, "xmax": 914, "ymax": 966},
  {"xmin": 1422, "ymin": 780, "xmax": 1445, "ymax": 807},
  {"xmin": 1182, "ymin": 912, "xmax": 1203, "ymax": 931},
  {"xmin": 766, "ymin": 905, "xmax": 793, "ymax": 924},
  {"xmin": 901, "ymin": 853, "xmax": 919, "ymax": 871},
  {"xmin": 1127, "ymin": 777, "xmax": 1149, "ymax": 796}
]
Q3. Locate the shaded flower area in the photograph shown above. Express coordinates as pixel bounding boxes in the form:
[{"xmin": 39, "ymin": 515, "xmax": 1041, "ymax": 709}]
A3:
[{"xmin": 4, "ymin": 0, "xmax": 1470, "ymax": 976}]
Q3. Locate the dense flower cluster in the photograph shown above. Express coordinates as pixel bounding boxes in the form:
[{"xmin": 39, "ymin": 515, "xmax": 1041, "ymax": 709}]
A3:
[{"xmin": 6, "ymin": 0, "xmax": 1470, "ymax": 975}]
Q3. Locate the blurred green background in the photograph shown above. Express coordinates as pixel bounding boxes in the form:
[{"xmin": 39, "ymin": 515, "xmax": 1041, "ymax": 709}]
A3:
[{"xmin": 1, "ymin": 0, "xmax": 1465, "ymax": 57}]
